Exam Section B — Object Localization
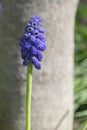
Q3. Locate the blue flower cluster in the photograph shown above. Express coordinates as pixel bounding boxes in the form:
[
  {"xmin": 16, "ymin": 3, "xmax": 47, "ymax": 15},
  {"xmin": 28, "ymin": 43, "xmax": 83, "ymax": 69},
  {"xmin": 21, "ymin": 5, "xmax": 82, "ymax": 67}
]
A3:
[{"xmin": 19, "ymin": 16, "xmax": 46, "ymax": 69}]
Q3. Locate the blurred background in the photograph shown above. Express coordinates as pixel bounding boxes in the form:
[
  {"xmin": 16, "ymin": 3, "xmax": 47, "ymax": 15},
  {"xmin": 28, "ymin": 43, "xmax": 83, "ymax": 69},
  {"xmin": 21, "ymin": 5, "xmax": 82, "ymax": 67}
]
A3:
[{"xmin": 74, "ymin": 0, "xmax": 87, "ymax": 130}]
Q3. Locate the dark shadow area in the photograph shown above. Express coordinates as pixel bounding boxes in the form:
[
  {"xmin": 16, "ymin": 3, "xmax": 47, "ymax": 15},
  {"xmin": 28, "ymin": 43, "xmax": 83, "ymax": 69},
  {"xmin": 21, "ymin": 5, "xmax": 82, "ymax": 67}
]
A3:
[{"xmin": 0, "ymin": 0, "xmax": 26, "ymax": 129}]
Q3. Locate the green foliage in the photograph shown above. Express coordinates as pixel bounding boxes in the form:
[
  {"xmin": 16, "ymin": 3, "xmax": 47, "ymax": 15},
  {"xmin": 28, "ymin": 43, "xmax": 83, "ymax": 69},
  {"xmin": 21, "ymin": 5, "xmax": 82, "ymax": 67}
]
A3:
[{"xmin": 74, "ymin": 2, "xmax": 87, "ymax": 130}]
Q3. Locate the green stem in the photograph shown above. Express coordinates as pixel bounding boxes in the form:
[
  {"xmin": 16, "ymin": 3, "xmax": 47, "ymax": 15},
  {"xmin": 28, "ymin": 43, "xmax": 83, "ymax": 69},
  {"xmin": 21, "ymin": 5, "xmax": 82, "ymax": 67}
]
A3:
[{"xmin": 26, "ymin": 63, "xmax": 33, "ymax": 130}]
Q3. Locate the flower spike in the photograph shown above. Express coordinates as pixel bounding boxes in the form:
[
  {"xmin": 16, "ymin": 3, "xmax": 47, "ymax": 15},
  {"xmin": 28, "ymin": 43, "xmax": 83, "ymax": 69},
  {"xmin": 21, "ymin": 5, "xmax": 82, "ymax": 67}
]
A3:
[{"xmin": 19, "ymin": 15, "xmax": 46, "ymax": 69}]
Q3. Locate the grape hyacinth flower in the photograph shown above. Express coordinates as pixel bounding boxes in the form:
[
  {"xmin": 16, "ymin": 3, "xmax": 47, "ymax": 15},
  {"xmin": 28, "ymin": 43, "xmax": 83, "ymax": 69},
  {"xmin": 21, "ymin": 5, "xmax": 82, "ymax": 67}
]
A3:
[
  {"xmin": 0, "ymin": 2, "xmax": 2, "ymax": 17},
  {"xmin": 19, "ymin": 16, "xmax": 46, "ymax": 69},
  {"xmin": 18, "ymin": 16, "xmax": 46, "ymax": 130}
]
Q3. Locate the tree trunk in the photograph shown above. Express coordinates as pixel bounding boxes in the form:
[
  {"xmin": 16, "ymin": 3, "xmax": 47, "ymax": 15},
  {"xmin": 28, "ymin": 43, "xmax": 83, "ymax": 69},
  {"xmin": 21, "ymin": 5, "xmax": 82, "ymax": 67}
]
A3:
[{"xmin": 0, "ymin": 0, "xmax": 79, "ymax": 130}]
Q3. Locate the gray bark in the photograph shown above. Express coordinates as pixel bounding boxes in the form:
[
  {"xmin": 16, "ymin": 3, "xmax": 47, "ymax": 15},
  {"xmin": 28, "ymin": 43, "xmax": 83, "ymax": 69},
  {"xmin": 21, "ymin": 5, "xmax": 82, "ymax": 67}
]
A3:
[{"xmin": 0, "ymin": 0, "xmax": 79, "ymax": 130}]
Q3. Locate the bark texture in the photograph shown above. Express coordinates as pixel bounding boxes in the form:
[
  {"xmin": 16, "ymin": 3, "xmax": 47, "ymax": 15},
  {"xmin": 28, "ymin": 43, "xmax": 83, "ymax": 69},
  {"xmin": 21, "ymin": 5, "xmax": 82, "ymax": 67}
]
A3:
[{"xmin": 0, "ymin": 0, "xmax": 79, "ymax": 130}]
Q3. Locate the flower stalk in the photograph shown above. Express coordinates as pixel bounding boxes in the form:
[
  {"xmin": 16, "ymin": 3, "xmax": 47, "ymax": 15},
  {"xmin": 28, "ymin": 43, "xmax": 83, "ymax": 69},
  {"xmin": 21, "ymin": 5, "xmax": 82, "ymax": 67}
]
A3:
[{"xmin": 26, "ymin": 63, "xmax": 33, "ymax": 130}]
